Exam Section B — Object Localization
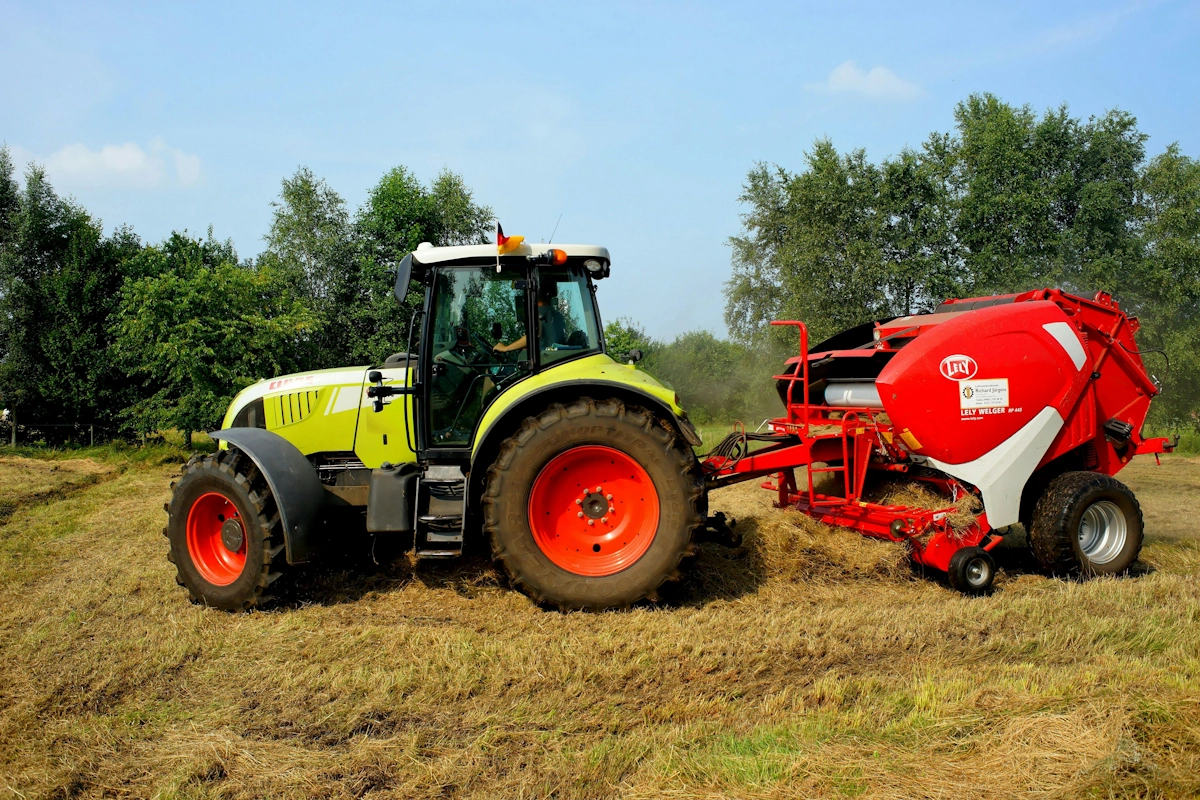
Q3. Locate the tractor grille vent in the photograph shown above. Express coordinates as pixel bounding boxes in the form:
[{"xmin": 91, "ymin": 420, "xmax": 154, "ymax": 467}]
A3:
[{"xmin": 275, "ymin": 390, "xmax": 321, "ymax": 426}]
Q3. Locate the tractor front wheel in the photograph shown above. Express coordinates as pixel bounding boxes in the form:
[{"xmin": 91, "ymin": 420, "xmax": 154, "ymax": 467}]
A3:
[
  {"xmin": 165, "ymin": 449, "xmax": 286, "ymax": 610},
  {"xmin": 482, "ymin": 398, "xmax": 704, "ymax": 610}
]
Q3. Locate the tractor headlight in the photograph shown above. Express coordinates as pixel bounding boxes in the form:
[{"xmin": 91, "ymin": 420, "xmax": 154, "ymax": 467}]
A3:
[{"xmin": 583, "ymin": 259, "xmax": 610, "ymax": 279}]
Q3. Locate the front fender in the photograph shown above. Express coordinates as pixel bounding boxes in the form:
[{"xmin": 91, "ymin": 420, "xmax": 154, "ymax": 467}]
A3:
[{"xmin": 208, "ymin": 427, "xmax": 325, "ymax": 565}]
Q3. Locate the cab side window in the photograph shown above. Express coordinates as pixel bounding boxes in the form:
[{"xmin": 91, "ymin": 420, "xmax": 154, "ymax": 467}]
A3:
[{"xmin": 537, "ymin": 268, "xmax": 601, "ymax": 366}]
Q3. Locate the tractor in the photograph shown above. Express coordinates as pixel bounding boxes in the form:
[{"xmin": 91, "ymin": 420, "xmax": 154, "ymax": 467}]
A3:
[{"xmin": 166, "ymin": 238, "xmax": 717, "ymax": 611}]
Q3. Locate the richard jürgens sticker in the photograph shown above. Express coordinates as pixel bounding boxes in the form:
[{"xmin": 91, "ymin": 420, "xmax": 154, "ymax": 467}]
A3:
[{"xmin": 959, "ymin": 378, "xmax": 1009, "ymax": 411}]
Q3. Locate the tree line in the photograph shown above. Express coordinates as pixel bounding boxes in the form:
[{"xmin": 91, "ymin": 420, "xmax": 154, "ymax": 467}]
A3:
[
  {"xmin": 1, "ymin": 91, "xmax": 1197, "ymax": 441},
  {"xmin": 0, "ymin": 152, "xmax": 491, "ymax": 442}
]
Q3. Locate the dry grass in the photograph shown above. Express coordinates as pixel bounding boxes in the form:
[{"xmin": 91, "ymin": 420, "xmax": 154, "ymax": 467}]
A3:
[
  {"xmin": 863, "ymin": 478, "xmax": 983, "ymax": 531},
  {"xmin": 1, "ymin": 452, "xmax": 1199, "ymax": 799}
]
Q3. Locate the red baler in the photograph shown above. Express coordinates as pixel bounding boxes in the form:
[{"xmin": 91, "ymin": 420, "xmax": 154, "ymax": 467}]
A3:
[{"xmin": 702, "ymin": 289, "xmax": 1174, "ymax": 592}]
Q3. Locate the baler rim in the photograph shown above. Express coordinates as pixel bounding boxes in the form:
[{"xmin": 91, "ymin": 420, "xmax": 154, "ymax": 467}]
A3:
[{"xmin": 1077, "ymin": 499, "xmax": 1128, "ymax": 565}]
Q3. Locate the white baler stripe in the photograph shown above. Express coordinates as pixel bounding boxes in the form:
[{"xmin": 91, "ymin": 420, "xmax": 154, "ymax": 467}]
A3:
[
  {"xmin": 1043, "ymin": 322, "xmax": 1087, "ymax": 370},
  {"xmin": 925, "ymin": 406, "xmax": 1064, "ymax": 529}
]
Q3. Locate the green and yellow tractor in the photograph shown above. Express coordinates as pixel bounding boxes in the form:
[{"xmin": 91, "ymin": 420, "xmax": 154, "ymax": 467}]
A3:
[{"xmin": 166, "ymin": 239, "xmax": 725, "ymax": 611}]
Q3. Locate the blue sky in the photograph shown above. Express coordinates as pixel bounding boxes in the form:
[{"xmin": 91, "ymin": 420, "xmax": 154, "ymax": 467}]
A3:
[{"xmin": 2, "ymin": 1, "xmax": 1198, "ymax": 338}]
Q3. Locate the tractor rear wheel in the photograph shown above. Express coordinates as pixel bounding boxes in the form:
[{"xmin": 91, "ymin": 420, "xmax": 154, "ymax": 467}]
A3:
[
  {"xmin": 1028, "ymin": 471, "xmax": 1143, "ymax": 577},
  {"xmin": 165, "ymin": 448, "xmax": 286, "ymax": 610},
  {"xmin": 482, "ymin": 398, "xmax": 704, "ymax": 610}
]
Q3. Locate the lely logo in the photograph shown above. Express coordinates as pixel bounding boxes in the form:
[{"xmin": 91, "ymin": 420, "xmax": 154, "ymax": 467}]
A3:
[{"xmin": 940, "ymin": 354, "xmax": 978, "ymax": 380}]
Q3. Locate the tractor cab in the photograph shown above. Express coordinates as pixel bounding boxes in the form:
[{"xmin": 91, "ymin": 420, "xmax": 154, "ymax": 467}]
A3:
[{"xmin": 388, "ymin": 242, "xmax": 610, "ymax": 453}]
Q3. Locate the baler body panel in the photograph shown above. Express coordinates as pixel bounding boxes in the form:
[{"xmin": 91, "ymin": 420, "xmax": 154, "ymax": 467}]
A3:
[{"xmin": 876, "ymin": 300, "xmax": 1091, "ymax": 465}]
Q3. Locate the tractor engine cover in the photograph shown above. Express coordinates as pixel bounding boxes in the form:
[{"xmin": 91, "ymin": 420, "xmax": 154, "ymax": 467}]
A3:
[{"xmin": 876, "ymin": 301, "xmax": 1092, "ymax": 466}]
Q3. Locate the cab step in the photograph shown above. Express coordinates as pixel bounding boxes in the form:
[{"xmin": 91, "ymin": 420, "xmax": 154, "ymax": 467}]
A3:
[{"xmin": 414, "ymin": 465, "xmax": 466, "ymax": 558}]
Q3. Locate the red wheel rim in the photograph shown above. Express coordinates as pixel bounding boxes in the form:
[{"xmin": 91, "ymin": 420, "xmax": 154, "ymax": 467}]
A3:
[
  {"xmin": 527, "ymin": 445, "xmax": 660, "ymax": 576},
  {"xmin": 186, "ymin": 492, "xmax": 247, "ymax": 586}
]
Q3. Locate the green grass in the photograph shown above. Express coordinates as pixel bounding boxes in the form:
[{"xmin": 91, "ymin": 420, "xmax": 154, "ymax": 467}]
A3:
[{"xmin": 1158, "ymin": 429, "xmax": 1200, "ymax": 455}]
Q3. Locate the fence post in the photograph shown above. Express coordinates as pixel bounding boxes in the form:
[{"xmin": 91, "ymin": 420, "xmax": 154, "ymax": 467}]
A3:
[
  {"xmin": 10, "ymin": 408, "xmax": 14, "ymax": 447},
  {"xmin": 90, "ymin": 424, "xmax": 94, "ymax": 447}
]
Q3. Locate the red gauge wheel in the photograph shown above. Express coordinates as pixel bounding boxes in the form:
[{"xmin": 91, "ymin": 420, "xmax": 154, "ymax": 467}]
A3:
[
  {"xmin": 185, "ymin": 491, "xmax": 248, "ymax": 586},
  {"xmin": 527, "ymin": 445, "xmax": 661, "ymax": 576}
]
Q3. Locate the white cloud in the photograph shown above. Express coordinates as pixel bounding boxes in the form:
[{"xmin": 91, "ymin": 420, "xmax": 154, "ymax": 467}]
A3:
[
  {"xmin": 807, "ymin": 61, "xmax": 924, "ymax": 102},
  {"xmin": 18, "ymin": 138, "xmax": 202, "ymax": 189}
]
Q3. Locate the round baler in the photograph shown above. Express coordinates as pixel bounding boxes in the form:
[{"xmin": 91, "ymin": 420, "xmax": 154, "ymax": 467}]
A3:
[{"xmin": 702, "ymin": 289, "xmax": 1173, "ymax": 593}]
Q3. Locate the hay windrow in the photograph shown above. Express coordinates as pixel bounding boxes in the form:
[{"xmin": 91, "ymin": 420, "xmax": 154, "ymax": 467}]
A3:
[{"xmin": 864, "ymin": 477, "xmax": 984, "ymax": 531}]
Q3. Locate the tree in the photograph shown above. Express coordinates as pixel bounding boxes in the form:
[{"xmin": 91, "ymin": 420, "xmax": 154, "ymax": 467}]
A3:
[
  {"xmin": 603, "ymin": 317, "xmax": 651, "ymax": 364},
  {"xmin": 0, "ymin": 159, "xmax": 144, "ymax": 435},
  {"xmin": 111, "ymin": 232, "xmax": 317, "ymax": 437},
  {"xmin": 953, "ymin": 95, "xmax": 1145, "ymax": 294},
  {"xmin": 1136, "ymin": 145, "xmax": 1200, "ymax": 428},
  {"xmin": 0, "ymin": 146, "xmax": 19, "ymax": 246},
  {"xmin": 727, "ymin": 141, "xmax": 893, "ymax": 346},
  {"xmin": 347, "ymin": 167, "xmax": 492, "ymax": 364},
  {"xmin": 259, "ymin": 167, "xmax": 356, "ymax": 366},
  {"xmin": 728, "ymin": 94, "xmax": 1155, "ymax": 343}
]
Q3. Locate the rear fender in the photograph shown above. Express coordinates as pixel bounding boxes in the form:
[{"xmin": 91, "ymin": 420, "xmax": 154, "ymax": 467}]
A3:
[{"xmin": 209, "ymin": 428, "xmax": 325, "ymax": 565}]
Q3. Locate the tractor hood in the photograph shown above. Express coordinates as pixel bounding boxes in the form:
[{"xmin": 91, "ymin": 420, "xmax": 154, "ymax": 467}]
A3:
[{"xmin": 220, "ymin": 365, "xmax": 381, "ymax": 457}]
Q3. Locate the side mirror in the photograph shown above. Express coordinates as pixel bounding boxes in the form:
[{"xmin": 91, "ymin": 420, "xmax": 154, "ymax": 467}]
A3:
[
  {"xmin": 491, "ymin": 322, "xmax": 503, "ymax": 341},
  {"xmin": 627, "ymin": 348, "xmax": 643, "ymax": 365},
  {"xmin": 393, "ymin": 254, "xmax": 413, "ymax": 303}
]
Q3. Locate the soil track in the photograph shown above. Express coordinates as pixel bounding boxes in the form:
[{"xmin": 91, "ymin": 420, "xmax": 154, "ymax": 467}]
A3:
[{"xmin": 1, "ymin": 453, "xmax": 1198, "ymax": 798}]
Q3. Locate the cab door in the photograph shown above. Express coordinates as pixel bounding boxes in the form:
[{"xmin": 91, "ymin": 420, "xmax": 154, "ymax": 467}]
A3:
[
  {"xmin": 421, "ymin": 264, "xmax": 530, "ymax": 452},
  {"xmin": 353, "ymin": 362, "xmax": 418, "ymax": 466}
]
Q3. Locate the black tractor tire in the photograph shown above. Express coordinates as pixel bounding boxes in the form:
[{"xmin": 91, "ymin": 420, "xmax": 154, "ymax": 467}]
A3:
[
  {"xmin": 482, "ymin": 397, "xmax": 704, "ymax": 610},
  {"xmin": 164, "ymin": 448, "xmax": 287, "ymax": 610},
  {"xmin": 1028, "ymin": 471, "xmax": 1143, "ymax": 577},
  {"xmin": 947, "ymin": 546, "xmax": 996, "ymax": 595}
]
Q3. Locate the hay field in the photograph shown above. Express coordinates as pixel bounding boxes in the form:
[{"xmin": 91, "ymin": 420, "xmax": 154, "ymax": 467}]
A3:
[{"xmin": 1, "ymin": 449, "xmax": 1198, "ymax": 799}]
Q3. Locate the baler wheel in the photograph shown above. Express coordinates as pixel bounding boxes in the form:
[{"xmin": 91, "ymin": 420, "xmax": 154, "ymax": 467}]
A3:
[
  {"xmin": 947, "ymin": 546, "xmax": 996, "ymax": 595},
  {"xmin": 1028, "ymin": 471, "xmax": 1144, "ymax": 577},
  {"xmin": 165, "ymin": 448, "xmax": 286, "ymax": 610},
  {"xmin": 482, "ymin": 397, "xmax": 704, "ymax": 610}
]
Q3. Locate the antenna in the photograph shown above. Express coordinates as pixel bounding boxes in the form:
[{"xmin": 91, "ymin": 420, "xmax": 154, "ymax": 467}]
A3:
[{"xmin": 547, "ymin": 214, "xmax": 562, "ymax": 244}]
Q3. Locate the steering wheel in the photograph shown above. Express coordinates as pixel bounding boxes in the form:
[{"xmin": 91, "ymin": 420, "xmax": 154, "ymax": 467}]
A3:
[{"xmin": 453, "ymin": 326, "xmax": 516, "ymax": 365}]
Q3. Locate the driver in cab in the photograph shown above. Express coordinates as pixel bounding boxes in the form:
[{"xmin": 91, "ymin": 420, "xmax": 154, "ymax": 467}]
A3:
[{"xmin": 493, "ymin": 281, "xmax": 567, "ymax": 355}]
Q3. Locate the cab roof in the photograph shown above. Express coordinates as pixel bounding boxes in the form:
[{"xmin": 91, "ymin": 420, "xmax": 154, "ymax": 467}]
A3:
[{"xmin": 410, "ymin": 241, "xmax": 610, "ymax": 265}]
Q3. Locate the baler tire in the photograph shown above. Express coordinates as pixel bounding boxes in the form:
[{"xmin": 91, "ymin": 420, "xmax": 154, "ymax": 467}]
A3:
[
  {"xmin": 165, "ymin": 448, "xmax": 286, "ymax": 611},
  {"xmin": 947, "ymin": 546, "xmax": 996, "ymax": 595},
  {"xmin": 482, "ymin": 397, "xmax": 704, "ymax": 611},
  {"xmin": 1028, "ymin": 471, "xmax": 1143, "ymax": 577}
]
